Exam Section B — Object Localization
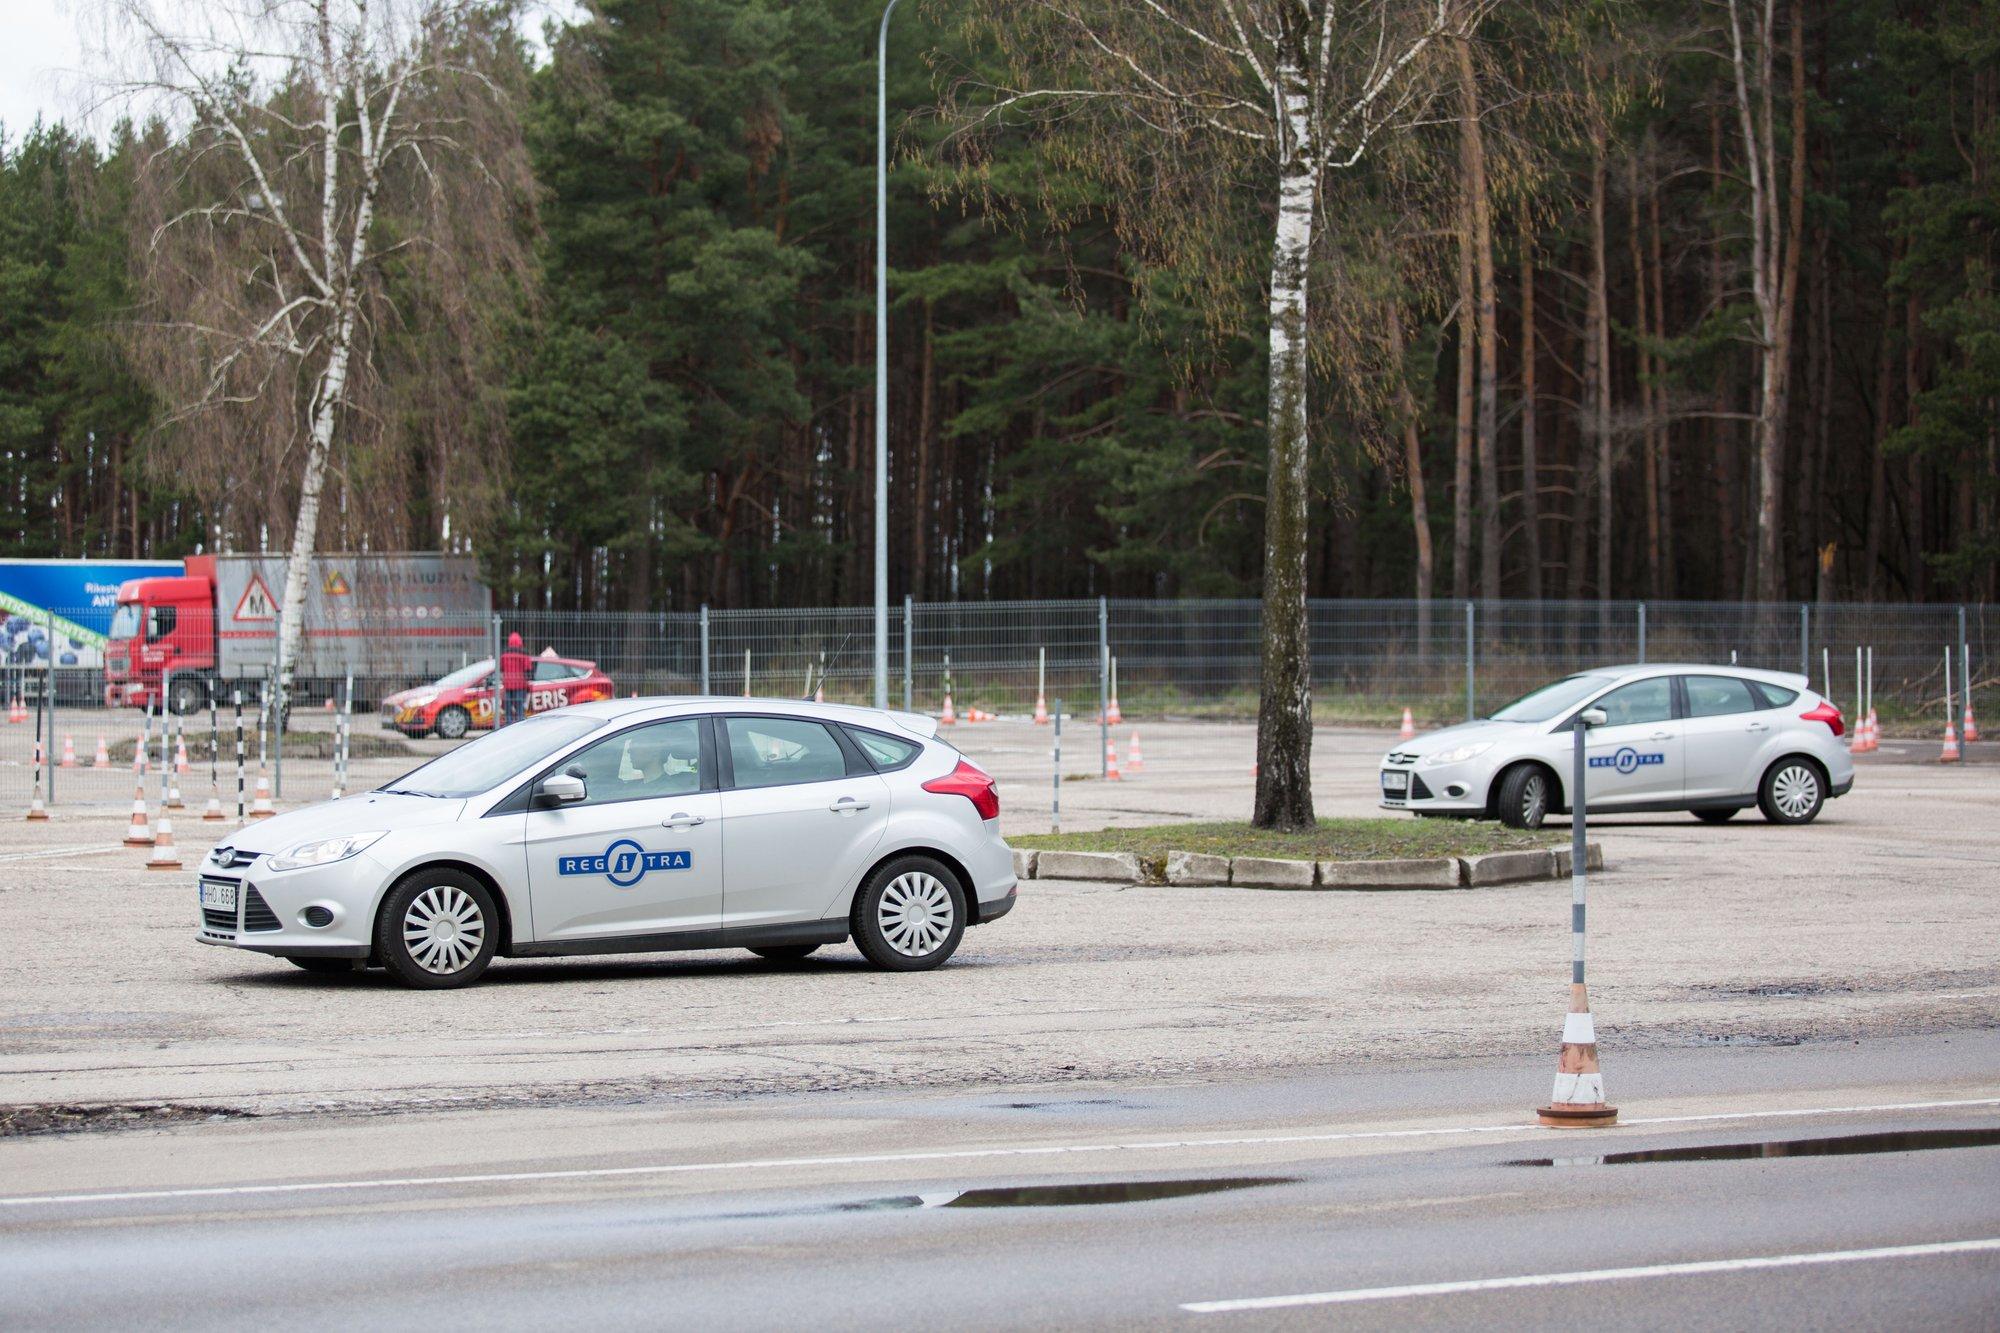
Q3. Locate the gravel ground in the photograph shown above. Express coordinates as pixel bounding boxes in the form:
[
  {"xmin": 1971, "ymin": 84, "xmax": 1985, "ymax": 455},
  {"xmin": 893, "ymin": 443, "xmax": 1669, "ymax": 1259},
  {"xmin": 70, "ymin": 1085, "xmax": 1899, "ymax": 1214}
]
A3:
[{"xmin": 1, "ymin": 718, "xmax": 1994, "ymax": 1128}]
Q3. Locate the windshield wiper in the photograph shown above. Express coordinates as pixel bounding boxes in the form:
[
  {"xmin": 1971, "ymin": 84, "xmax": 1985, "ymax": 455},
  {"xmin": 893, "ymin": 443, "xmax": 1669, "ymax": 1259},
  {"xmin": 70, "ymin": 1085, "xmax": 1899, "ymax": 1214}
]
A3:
[{"xmin": 379, "ymin": 787, "xmax": 437, "ymax": 797}]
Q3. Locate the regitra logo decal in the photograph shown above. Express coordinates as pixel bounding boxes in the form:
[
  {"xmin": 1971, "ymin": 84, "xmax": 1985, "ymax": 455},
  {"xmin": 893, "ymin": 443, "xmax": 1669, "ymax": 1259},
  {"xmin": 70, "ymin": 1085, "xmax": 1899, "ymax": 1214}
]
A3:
[
  {"xmin": 557, "ymin": 839, "xmax": 692, "ymax": 888},
  {"xmin": 1589, "ymin": 746, "xmax": 1664, "ymax": 775}
]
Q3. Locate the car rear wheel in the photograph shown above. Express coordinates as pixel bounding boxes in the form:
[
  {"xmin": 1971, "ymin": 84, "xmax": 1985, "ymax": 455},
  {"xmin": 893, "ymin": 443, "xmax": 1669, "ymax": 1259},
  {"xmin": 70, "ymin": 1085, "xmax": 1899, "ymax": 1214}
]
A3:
[
  {"xmin": 376, "ymin": 871, "xmax": 498, "ymax": 989},
  {"xmin": 748, "ymin": 945, "xmax": 821, "ymax": 963},
  {"xmin": 1496, "ymin": 764, "xmax": 1552, "ymax": 830},
  {"xmin": 853, "ymin": 856, "xmax": 967, "ymax": 972},
  {"xmin": 434, "ymin": 705, "xmax": 471, "ymax": 740},
  {"xmin": 1692, "ymin": 807, "xmax": 1739, "ymax": 824},
  {"xmin": 1758, "ymin": 758, "xmax": 1825, "ymax": 825}
]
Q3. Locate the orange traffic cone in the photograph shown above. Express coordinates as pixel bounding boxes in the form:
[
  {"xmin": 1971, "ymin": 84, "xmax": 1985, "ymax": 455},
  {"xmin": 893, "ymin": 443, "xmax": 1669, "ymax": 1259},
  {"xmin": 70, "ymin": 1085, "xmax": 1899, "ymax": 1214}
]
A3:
[
  {"xmin": 1105, "ymin": 694, "xmax": 1122, "ymax": 726},
  {"xmin": 146, "ymin": 813, "xmax": 183, "ymax": 869},
  {"xmin": 249, "ymin": 770, "xmax": 275, "ymax": 818},
  {"xmin": 174, "ymin": 738, "xmax": 190, "ymax": 774},
  {"xmin": 1127, "ymin": 730, "xmax": 1144, "ymax": 773},
  {"xmin": 1537, "ymin": 987, "xmax": 1617, "ymax": 1128},
  {"xmin": 123, "ymin": 781, "xmax": 154, "ymax": 846},
  {"xmin": 93, "ymin": 735, "xmax": 111, "ymax": 769},
  {"xmin": 940, "ymin": 692, "xmax": 956, "ymax": 726},
  {"xmin": 1965, "ymin": 701, "xmax": 1981, "ymax": 744},
  {"xmin": 7, "ymin": 695, "xmax": 23, "ymax": 723},
  {"xmin": 1399, "ymin": 707, "xmax": 1416, "ymax": 741},
  {"xmin": 1941, "ymin": 720, "xmax": 1961, "ymax": 763},
  {"xmin": 813, "ymin": 682, "xmax": 824, "ymax": 704},
  {"xmin": 60, "ymin": 735, "xmax": 76, "ymax": 768},
  {"xmin": 1034, "ymin": 692, "xmax": 1049, "ymax": 725},
  {"xmin": 1105, "ymin": 737, "xmax": 1121, "ymax": 780},
  {"xmin": 26, "ymin": 743, "xmax": 49, "ymax": 821},
  {"xmin": 202, "ymin": 785, "xmax": 226, "ymax": 822}
]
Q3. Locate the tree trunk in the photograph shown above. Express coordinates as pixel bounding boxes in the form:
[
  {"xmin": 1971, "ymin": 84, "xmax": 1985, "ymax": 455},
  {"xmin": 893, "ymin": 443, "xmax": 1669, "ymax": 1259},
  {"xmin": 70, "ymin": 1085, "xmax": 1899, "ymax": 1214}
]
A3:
[
  {"xmin": 1629, "ymin": 155, "xmax": 1661, "ymax": 599},
  {"xmin": 1252, "ymin": 62, "xmax": 1317, "ymax": 833},
  {"xmin": 1457, "ymin": 38, "xmax": 1503, "ymax": 602},
  {"xmin": 277, "ymin": 299, "xmax": 355, "ymax": 713},
  {"xmin": 1649, "ymin": 164, "xmax": 1674, "ymax": 598},
  {"xmin": 1588, "ymin": 121, "xmax": 1613, "ymax": 601},
  {"xmin": 1519, "ymin": 218, "xmax": 1543, "ymax": 601},
  {"xmin": 1388, "ymin": 300, "xmax": 1433, "ymax": 661},
  {"xmin": 1451, "ymin": 193, "xmax": 1475, "ymax": 603}
]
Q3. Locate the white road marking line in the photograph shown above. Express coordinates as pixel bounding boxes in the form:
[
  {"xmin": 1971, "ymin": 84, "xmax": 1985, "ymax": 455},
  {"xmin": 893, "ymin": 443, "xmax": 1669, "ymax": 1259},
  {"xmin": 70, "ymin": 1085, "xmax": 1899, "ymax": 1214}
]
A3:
[
  {"xmin": 2, "ymin": 1095, "xmax": 1995, "ymax": 1210},
  {"xmin": 0, "ymin": 843, "xmax": 134, "ymax": 864},
  {"xmin": 1179, "ymin": 1237, "xmax": 2000, "ymax": 1312}
]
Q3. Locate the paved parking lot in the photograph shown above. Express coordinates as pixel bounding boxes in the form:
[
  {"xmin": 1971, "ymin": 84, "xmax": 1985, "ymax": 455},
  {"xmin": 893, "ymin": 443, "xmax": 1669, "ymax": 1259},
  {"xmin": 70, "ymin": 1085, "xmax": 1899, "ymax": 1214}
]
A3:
[{"xmin": 2, "ymin": 719, "xmax": 1993, "ymax": 1126}]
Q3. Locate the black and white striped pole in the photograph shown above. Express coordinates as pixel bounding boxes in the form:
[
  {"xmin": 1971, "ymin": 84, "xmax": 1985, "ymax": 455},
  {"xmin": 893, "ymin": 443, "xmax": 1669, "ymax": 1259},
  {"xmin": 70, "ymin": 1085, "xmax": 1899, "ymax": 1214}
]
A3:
[{"xmin": 1538, "ymin": 704, "xmax": 1617, "ymax": 1129}]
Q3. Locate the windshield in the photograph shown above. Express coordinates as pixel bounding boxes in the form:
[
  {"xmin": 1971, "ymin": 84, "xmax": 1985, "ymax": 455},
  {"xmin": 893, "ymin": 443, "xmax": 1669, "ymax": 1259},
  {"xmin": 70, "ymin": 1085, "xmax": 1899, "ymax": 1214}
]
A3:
[
  {"xmin": 108, "ymin": 603, "xmax": 141, "ymax": 641},
  {"xmin": 383, "ymin": 713, "xmax": 605, "ymax": 798},
  {"xmin": 1489, "ymin": 674, "xmax": 1615, "ymax": 724},
  {"xmin": 433, "ymin": 660, "xmax": 496, "ymax": 690}
]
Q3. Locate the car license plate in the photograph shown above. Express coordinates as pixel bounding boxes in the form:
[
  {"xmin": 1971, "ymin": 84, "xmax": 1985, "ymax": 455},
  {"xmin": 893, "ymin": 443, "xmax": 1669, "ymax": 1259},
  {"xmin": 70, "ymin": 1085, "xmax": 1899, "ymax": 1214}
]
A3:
[
  {"xmin": 200, "ymin": 879, "xmax": 237, "ymax": 912},
  {"xmin": 1380, "ymin": 770, "xmax": 1409, "ymax": 794}
]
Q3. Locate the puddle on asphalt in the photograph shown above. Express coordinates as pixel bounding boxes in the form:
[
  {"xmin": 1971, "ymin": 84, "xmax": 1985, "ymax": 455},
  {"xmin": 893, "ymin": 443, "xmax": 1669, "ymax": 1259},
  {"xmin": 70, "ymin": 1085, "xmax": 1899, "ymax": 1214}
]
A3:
[
  {"xmin": 1507, "ymin": 1126, "xmax": 2000, "ymax": 1167},
  {"xmin": 823, "ymin": 1176, "xmax": 1295, "ymax": 1214}
]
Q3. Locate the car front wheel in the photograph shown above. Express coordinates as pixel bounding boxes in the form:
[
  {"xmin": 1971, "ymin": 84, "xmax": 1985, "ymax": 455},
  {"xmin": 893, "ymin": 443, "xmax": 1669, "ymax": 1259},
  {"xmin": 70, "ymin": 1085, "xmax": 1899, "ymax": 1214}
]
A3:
[
  {"xmin": 1496, "ymin": 764, "xmax": 1552, "ymax": 830},
  {"xmin": 853, "ymin": 856, "xmax": 967, "ymax": 972},
  {"xmin": 376, "ymin": 871, "xmax": 498, "ymax": 989},
  {"xmin": 1758, "ymin": 759, "xmax": 1825, "ymax": 825},
  {"xmin": 433, "ymin": 705, "xmax": 471, "ymax": 740}
]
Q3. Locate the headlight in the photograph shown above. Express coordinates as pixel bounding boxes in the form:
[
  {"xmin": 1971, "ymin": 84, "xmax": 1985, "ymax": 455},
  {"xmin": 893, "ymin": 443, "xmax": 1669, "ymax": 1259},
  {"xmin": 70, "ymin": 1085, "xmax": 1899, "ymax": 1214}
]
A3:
[
  {"xmin": 1422, "ymin": 742, "xmax": 1494, "ymax": 767},
  {"xmin": 404, "ymin": 691, "xmax": 438, "ymax": 709},
  {"xmin": 266, "ymin": 832, "xmax": 386, "ymax": 872}
]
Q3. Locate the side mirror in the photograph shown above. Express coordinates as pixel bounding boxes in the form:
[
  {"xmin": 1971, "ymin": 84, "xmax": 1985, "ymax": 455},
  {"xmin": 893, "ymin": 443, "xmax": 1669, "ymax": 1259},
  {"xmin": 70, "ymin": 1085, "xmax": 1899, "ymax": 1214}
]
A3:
[
  {"xmin": 538, "ymin": 772, "xmax": 586, "ymax": 806},
  {"xmin": 1578, "ymin": 707, "xmax": 1609, "ymax": 728}
]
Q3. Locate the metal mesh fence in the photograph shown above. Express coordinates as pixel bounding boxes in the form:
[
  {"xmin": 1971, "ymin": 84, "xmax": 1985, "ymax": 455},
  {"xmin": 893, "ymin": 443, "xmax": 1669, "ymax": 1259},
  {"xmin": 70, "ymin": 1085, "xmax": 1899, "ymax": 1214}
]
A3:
[{"xmin": 2, "ymin": 597, "xmax": 1988, "ymax": 807}]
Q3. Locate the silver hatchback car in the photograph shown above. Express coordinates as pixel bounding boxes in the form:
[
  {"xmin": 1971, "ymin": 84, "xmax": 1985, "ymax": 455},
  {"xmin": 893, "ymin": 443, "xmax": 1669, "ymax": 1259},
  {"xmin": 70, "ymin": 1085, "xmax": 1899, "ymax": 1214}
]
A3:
[
  {"xmin": 1380, "ymin": 664, "xmax": 1854, "ymax": 829},
  {"xmin": 194, "ymin": 698, "xmax": 1017, "ymax": 987}
]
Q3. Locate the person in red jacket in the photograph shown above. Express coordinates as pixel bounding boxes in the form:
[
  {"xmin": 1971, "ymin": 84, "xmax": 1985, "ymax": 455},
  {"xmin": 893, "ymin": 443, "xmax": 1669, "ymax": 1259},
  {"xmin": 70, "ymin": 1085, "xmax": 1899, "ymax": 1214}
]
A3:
[{"xmin": 499, "ymin": 632, "xmax": 530, "ymax": 727}]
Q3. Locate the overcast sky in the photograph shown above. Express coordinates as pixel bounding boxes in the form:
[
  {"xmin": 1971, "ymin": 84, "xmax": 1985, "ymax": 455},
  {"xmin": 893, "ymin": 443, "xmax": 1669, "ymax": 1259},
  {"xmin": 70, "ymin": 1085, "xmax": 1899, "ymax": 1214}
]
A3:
[{"xmin": 1, "ymin": 2, "xmax": 580, "ymax": 145}]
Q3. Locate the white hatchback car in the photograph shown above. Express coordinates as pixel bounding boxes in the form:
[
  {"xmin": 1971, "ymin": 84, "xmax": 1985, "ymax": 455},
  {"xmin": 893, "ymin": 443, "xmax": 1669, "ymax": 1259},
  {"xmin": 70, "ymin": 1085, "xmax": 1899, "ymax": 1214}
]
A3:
[
  {"xmin": 195, "ymin": 698, "xmax": 1017, "ymax": 988},
  {"xmin": 1380, "ymin": 664, "xmax": 1854, "ymax": 829}
]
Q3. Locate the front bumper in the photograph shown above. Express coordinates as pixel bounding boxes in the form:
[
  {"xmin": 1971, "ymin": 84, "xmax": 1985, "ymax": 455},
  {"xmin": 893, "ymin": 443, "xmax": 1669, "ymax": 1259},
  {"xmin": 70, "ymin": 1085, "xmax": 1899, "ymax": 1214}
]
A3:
[
  {"xmin": 194, "ymin": 853, "xmax": 384, "ymax": 959},
  {"xmin": 1378, "ymin": 762, "xmax": 1491, "ymax": 814}
]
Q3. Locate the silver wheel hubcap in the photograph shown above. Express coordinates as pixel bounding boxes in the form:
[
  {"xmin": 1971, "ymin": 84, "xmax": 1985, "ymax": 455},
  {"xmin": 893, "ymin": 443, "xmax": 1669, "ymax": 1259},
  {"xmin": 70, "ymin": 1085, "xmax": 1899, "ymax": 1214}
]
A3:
[
  {"xmin": 1772, "ymin": 766, "xmax": 1817, "ymax": 819},
  {"xmin": 403, "ymin": 885, "xmax": 485, "ymax": 974},
  {"xmin": 878, "ymin": 872, "xmax": 953, "ymax": 957},
  {"xmin": 1521, "ymin": 775, "xmax": 1547, "ymax": 824}
]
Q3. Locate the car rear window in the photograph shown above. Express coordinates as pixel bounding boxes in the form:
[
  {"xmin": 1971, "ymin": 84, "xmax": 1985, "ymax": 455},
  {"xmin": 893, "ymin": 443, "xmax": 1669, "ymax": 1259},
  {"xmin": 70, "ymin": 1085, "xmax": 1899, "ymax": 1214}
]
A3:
[{"xmin": 1684, "ymin": 675, "xmax": 1759, "ymax": 718}]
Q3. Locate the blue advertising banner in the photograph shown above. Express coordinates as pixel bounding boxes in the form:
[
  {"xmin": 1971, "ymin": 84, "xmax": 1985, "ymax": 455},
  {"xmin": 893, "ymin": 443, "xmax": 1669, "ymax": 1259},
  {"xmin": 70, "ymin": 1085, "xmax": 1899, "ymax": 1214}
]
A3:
[{"xmin": 0, "ymin": 558, "xmax": 183, "ymax": 666}]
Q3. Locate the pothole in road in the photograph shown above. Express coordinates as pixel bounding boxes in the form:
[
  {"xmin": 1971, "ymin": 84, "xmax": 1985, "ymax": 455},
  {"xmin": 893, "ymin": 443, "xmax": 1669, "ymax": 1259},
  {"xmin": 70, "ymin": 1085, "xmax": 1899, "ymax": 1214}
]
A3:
[
  {"xmin": 0, "ymin": 1102, "xmax": 256, "ymax": 1138},
  {"xmin": 1506, "ymin": 1126, "xmax": 2000, "ymax": 1167}
]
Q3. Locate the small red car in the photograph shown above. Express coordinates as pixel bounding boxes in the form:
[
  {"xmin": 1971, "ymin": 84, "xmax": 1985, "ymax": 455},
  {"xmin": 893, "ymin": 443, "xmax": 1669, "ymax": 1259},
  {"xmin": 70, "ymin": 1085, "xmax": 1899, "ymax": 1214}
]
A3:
[{"xmin": 380, "ymin": 653, "xmax": 615, "ymax": 739}]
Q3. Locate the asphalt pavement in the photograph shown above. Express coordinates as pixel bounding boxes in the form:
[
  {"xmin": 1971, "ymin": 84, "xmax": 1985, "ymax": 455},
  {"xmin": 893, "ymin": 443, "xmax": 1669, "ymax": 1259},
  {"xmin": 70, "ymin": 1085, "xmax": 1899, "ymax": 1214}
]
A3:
[{"xmin": 4, "ymin": 1031, "xmax": 1997, "ymax": 1329}]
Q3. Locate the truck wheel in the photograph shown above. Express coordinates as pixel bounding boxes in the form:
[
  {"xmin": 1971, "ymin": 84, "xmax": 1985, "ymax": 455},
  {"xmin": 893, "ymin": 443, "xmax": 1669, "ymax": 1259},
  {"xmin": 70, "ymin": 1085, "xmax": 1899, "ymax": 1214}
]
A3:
[
  {"xmin": 167, "ymin": 676, "xmax": 208, "ymax": 716},
  {"xmin": 434, "ymin": 705, "xmax": 471, "ymax": 740}
]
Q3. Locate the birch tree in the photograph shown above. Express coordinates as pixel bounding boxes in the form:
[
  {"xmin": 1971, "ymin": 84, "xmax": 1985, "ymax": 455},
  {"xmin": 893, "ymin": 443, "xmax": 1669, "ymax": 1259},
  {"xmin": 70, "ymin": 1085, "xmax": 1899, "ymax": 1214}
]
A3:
[
  {"xmin": 951, "ymin": 0, "xmax": 1494, "ymax": 830},
  {"xmin": 92, "ymin": 0, "xmax": 531, "ymax": 704}
]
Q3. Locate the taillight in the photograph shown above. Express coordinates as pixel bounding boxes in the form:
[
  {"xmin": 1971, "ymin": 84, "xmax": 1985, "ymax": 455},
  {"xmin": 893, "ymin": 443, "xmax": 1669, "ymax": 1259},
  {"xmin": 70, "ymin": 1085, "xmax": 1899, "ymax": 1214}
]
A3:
[
  {"xmin": 1801, "ymin": 701, "xmax": 1844, "ymax": 737},
  {"xmin": 923, "ymin": 759, "xmax": 999, "ymax": 820}
]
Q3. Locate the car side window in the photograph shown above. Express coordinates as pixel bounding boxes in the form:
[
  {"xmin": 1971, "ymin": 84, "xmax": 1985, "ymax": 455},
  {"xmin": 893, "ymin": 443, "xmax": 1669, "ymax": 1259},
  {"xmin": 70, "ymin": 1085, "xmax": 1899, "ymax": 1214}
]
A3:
[
  {"xmin": 147, "ymin": 606, "xmax": 177, "ymax": 641},
  {"xmin": 726, "ymin": 717, "xmax": 850, "ymax": 789},
  {"xmin": 847, "ymin": 726, "xmax": 919, "ymax": 770},
  {"xmin": 1751, "ymin": 682, "xmax": 1799, "ymax": 708},
  {"xmin": 1683, "ymin": 675, "xmax": 1759, "ymax": 718},
  {"xmin": 1592, "ymin": 678, "xmax": 1673, "ymax": 727},
  {"xmin": 560, "ymin": 718, "xmax": 705, "ymax": 805},
  {"xmin": 532, "ymin": 660, "xmax": 577, "ymax": 682}
]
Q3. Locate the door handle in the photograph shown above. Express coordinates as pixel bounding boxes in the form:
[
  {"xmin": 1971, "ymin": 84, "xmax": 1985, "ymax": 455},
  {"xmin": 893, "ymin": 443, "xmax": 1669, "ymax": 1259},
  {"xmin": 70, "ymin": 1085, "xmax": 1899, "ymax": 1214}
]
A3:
[
  {"xmin": 1746, "ymin": 722, "xmax": 1770, "ymax": 732},
  {"xmin": 829, "ymin": 796, "xmax": 872, "ymax": 814},
  {"xmin": 661, "ymin": 813, "xmax": 705, "ymax": 829},
  {"xmin": 1649, "ymin": 731, "xmax": 1671, "ymax": 741}
]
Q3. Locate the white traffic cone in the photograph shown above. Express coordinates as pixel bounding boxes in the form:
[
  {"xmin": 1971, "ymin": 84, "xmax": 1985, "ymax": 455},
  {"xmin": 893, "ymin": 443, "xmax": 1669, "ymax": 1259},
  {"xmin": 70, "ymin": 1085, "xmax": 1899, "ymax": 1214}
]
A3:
[
  {"xmin": 123, "ymin": 781, "xmax": 154, "ymax": 846},
  {"xmin": 249, "ymin": 770, "xmax": 275, "ymax": 818},
  {"xmin": 1400, "ymin": 707, "xmax": 1416, "ymax": 741},
  {"xmin": 93, "ymin": 735, "xmax": 111, "ymax": 769},
  {"xmin": 1536, "ymin": 988, "xmax": 1617, "ymax": 1128},
  {"xmin": 1127, "ymin": 730, "xmax": 1144, "ymax": 773},
  {"xmin": 60, "ymin": 735, "xmax": 76, "ymax": 768},
  {"xmin": 146, "ymin": 813, "xmax": 183, "ymax": 869}
]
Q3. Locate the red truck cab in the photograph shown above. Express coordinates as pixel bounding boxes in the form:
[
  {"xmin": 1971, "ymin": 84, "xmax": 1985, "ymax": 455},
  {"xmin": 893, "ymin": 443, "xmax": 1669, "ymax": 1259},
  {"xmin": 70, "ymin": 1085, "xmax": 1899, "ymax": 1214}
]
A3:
[{"xmin": 103, "ymin": 555, "xmax": 218, "ymax": 712}]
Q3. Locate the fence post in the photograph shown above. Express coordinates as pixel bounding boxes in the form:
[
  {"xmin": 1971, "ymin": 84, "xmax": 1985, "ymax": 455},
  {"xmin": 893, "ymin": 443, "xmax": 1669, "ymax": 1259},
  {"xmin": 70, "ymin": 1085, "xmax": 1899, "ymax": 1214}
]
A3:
[
  {"xmin": 1636, "ymin": 602, "xmax": 1647, "ymax": 664},
  {"xmin": 903, "ymin": 595, "xmax": 913, "ymax": 713},
  {"xmin": 1098, "ymin": 596, "xmax": 1110, "ymax": 776},
  {"xmin": 1799, "ymin": 603, "xmax": 1810, "ymax": 680},
  {"xmin": 699, "ymin": 604, "xmax": 711, "ymax": 695},
  {"xmin": 1464, "ymin": 600, "xmax": 1476, "ymax": 722},
  {"xmin": 489, "ymin": 614, "xmax": 502, "ymax": 727}
]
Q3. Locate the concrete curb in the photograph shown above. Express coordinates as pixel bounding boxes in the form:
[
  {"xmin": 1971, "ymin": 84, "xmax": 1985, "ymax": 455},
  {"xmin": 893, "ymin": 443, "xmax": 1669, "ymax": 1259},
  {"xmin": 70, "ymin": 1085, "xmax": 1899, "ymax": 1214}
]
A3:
[{"xmin": 1014, "ymin": 843, "xmax": 1603, "ymax": 890}]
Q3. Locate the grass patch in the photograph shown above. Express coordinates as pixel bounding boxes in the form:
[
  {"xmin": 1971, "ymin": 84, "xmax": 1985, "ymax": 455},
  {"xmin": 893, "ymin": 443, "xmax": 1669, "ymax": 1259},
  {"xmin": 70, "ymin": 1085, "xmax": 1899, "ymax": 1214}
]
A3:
[{"xmin": 1013, "ymin": 818, "xmax": 1560, "ymax": 862}]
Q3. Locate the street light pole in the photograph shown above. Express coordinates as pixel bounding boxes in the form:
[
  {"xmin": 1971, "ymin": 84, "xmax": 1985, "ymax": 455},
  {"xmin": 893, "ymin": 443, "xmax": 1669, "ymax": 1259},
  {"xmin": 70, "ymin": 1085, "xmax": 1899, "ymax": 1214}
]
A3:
[{"xmin": 873, "ymin": 0, "xmax": 905, "ymax": 710}]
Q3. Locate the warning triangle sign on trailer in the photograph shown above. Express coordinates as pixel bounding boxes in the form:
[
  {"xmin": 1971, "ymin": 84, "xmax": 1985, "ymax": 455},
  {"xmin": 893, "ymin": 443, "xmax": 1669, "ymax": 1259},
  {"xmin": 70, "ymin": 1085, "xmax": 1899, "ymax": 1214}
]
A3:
[{"xmin": 233, "ymin": 573, "xmax": 278, "ymax": 622}]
